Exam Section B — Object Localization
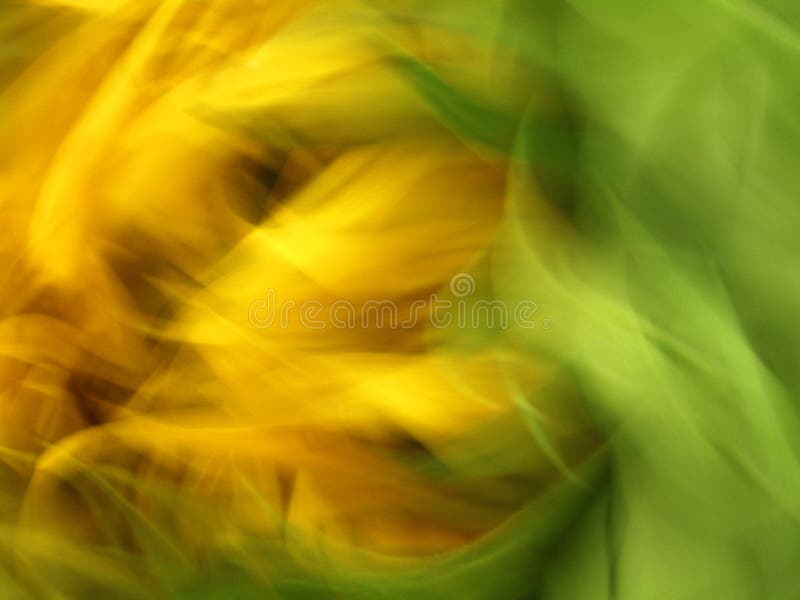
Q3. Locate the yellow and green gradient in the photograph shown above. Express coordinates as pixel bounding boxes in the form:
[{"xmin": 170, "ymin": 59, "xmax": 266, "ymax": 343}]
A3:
[{"xmin": 1, "ymin": 0, "xmax": 799, "ymax": 598}]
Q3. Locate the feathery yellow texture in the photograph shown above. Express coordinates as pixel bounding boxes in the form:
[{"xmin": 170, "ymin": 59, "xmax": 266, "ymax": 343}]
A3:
[{"xmin": 0, "ymin": 1, "xmax": 597, "ymax": 594}]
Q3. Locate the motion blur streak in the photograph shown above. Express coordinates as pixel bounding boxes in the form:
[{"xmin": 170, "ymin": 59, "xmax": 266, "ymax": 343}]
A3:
[{"xmin": 1, "ymin": 0, "xmax": 799, "ymax": 598}]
